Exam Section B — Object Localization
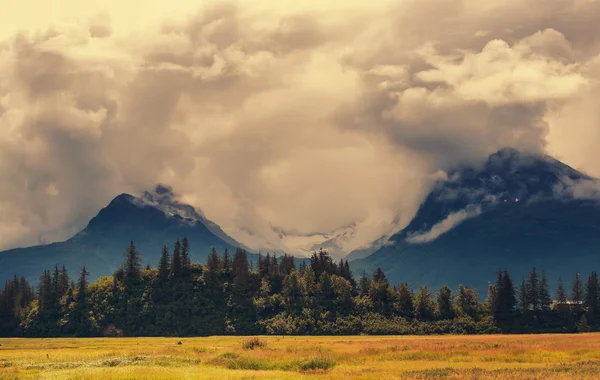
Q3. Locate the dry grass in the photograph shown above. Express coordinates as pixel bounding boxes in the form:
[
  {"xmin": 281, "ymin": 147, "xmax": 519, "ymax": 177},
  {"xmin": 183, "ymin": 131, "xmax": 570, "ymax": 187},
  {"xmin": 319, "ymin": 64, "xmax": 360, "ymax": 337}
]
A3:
[{"xmin": 1, "ymin": 334, "xmax": 600, "ymax": 379}]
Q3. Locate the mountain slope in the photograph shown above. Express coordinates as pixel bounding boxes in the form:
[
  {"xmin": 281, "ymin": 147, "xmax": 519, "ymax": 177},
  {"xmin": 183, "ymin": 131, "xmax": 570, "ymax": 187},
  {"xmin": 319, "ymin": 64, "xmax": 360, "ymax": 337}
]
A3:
[
  {"xmin": 351, "ymin": 148, "xmax": 600, "ymax": 294},
  {"xmin": 0, "ymin": 186, "xmax": 249, "ymax": 284}
]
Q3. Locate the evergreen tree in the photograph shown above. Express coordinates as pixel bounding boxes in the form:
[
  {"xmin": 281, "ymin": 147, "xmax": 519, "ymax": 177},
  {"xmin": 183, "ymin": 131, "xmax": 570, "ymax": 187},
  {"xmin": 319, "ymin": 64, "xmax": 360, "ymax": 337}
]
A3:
[
  {"xmin": 493, "ymin": 270, "xmax": 517, "ymax": 324},
  {"xmin": 556, "ymin": 276, "xmax": 568, "ymax": 304},
  {"xmin": 519, "ymin": 279, "xmax": 528, "ymax": 312},
  {"xmin": 584, "ymin": 271, "xmax": 600, "ymax": 322},
  {"xmin": 170, "ymin": 239, "xmax": 182, "ymax": 279},
  {"xmin": 396, "ymin": 283, "xmax": 414, "ymax": 318},
  {"xmin": 207, "ymin": 248, "xmax": 221, "ymax": 273},
  {"xmin": 358, "ymin": 272, "xmax": 370, "ymax": 297},
  {"xmin": 222, "ymin": 248, "xmax": 231, "ymax": 272},
  {"xmin": 572, "ymin": 273, "xmax": 584, "ymax": 311},
  {"xmin": 413, "ymin": 286, "xmax": 435, "ymax": 321},
  {"xmin": 456, "ymin": 285, "xmax": 481, "ymax": 320},
  {"xmin": 373, "ymin": 268, "xmax": 386, "ymax": 283},
  {"xmin": 229, "ymin": 249, "xmax": 255, "ymax": 333},
  {"xmin": 181, "ymin": 237, "xmax": 191, "ymax": 268},
  {"xmin": 58, "ymin": 265, "xmax": 70, "ymax": 297},
  {"xmin": 158, "ymin": 245, "xmax": 170, "ymax": 282},
  {"xmin": 485, "ymin": 284, "xmax": 498, "ymax": 316},
  {"xmin": 539, "ymin": 270, "xmax": 552, "ymax": 312},
  {"xmin": 526, "ymin": 267, "xmax": 540, "ymax": 311},
  {"xmin": 437, "ymin": 285, "xmax": 454, "ymax": 320},
  {"xmin": 123, "ymin": 241, "xmax": 142, "ymax": 286}
]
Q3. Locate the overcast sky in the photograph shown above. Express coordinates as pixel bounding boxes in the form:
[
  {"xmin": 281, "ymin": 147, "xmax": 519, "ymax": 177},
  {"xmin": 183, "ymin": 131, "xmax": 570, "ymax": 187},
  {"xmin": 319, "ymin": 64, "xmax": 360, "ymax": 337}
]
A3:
[{"xmin": 1, "ymin": 0, "xmax": 599, "ymax": 254}]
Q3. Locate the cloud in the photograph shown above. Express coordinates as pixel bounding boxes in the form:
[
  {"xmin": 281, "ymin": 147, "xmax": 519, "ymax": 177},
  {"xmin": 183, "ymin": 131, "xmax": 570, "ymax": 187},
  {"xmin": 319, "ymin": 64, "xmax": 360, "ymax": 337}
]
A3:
[
  {"xmin": 406, "ymin": 206, "xmax": 483, "ymax": 244},
  {"xmin": 0, "ymin": 0, "xmax": 600, "ymax": 255}
]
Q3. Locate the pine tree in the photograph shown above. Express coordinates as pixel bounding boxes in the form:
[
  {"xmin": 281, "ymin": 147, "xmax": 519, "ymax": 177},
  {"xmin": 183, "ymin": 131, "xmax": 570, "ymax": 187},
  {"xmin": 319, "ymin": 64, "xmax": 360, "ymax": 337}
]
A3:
[
  {"xmin": 77, "ymin": 265, "xmax": 90, "ymax": 300},
  {"xmin": 526, "ymin": 267, "xmax": 539, "ymax": 311},
  {"xmin": 493, "ymin": 270, "xmax": 517, "ymax": 323},
  {"xmin": 556, "ymin": 276, "xmax": 568, "ymax": 303},
  {"xmin": 123, "ymin": 241, "xmax": 142, "ymax": 286},
  {"xmin": 158, "ymin": 245, "xmax": 170, "ymax": 282},
  {"xmin": 413, "ymin": 286, "xmax": 435, "ymax": 321},
  {"xmin": 539, "ymin": 270, "xmax": 552, "ymax": 312},
  {"xmin": 207, "ymin": 247, "xmax": 220, "ymax": 273},
  {"xmin": 181, "ymin": 237, "xmax": 191, "ymax": 268},
  {"xmin": 519, "ymin": 279, "xmax": 528, "ymax": 312},
  {"xmin": 229, "ymin": 249, "xmax": 255, "ymax": 333},
  {"xmin": 373, "ymin": 268, "xmax": 387, "ymax": 283},
  {"xmin": 58, "ymin": 265, "xmax": 70, "ymax": 297},
  {"xmin": 485, "ymin": 284, "xmax": 498, "ymax": 316},
  {"xmin": 396, "ymin": 283, "xmax": 414, "ymax": 318},
  {"xmin": 584, "ymin": 271, "xmax": 599, "ymax": 322},
  {"xmin": 222, "ymin": 248, "xmax": 231, "ymax": 272},
  {"xmin": 170, "ymin": 239, "xmax": 182, "ymax": 278},
  {"xmin": 38, "ymin": 270, "xmax": 53, "ymax": 310},
  {"xmin": 71, "ymin": 265, "xmax": 92, "ymax": 336},
  {"xmin": 572, "ymin": 273, "xmax": 584, "ymax": 311},
  {"xmin": 456, "ymin": 285, "xmax": 481, "ymax": 320},
  {"xmin": 437, "ymin": 285, "xmax": 454, "ymax": 320},
  {"xmin": 358, "ymin": 272, "xmax": 370, "ymax": 297}
]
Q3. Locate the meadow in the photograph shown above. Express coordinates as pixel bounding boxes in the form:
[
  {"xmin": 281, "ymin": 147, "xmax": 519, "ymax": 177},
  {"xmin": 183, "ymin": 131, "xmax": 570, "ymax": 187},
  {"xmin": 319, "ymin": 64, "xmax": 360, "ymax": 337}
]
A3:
[{"xmin": 1, "ymin": 334, "xmax": 600, "ymax": 379}]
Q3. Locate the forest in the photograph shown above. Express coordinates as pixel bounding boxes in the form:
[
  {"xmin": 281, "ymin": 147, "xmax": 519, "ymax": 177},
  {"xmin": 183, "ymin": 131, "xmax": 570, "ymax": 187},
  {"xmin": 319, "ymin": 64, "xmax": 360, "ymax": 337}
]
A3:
[{"xmin": 0, "ymin": 238, "xmax": 598, "ymax": 337}]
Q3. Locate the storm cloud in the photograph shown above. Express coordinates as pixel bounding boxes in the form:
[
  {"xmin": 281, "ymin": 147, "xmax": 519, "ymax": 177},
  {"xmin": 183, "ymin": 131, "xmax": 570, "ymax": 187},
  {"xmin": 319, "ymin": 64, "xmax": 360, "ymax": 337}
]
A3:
[{"xmin": 0, "ymin": 0, "xmax": 599, "ymax": 255}]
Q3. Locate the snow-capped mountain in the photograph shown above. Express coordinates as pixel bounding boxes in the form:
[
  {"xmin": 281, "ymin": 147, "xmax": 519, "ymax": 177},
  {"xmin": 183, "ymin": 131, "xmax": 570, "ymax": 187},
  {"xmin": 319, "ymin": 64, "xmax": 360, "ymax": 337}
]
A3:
[
  {"xmin": 351, "ymin": 148, "xmax": 600, "ymax": 294},
  {"xmin": 0, "ymin": 186, "xmax": 250, "ymax": 284}
]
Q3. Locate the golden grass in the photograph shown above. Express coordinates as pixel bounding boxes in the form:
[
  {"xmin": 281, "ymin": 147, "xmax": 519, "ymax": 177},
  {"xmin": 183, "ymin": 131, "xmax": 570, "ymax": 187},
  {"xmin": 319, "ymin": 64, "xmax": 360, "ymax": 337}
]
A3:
[{"xmin": 1, "ymin": 334, "xmax": 600, "ymax": 379}]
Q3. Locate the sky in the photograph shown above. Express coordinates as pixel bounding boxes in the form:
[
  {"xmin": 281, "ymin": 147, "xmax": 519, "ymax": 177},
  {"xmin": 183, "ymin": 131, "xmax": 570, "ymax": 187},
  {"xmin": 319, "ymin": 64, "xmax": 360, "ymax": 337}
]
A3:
[{"xmin": 0, "ymin": 0, "xmax": 599, "ymax": 255}]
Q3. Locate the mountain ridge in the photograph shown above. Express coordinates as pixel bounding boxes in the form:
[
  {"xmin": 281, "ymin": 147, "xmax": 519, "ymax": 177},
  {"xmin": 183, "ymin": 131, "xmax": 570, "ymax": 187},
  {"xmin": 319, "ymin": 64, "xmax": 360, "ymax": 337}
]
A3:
[{"xmin": 350, "ymin": 148, "xmax": 600, "ymax": 294}]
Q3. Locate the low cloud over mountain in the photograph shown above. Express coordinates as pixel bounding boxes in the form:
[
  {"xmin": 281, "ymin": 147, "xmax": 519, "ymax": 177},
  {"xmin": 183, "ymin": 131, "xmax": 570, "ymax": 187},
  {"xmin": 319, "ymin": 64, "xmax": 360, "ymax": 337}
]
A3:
[{"xmin": 1, "ymin": 0, "xmax": 600, "ymax": 255}]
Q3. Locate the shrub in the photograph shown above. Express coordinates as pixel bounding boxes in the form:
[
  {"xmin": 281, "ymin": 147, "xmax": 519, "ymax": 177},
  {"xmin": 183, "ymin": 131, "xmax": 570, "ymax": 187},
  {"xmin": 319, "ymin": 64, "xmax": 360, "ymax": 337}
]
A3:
[
  {"xmin": 241, "ymin": 337, "xmax": 267, "ymax": 350},
  {"xmin": 296, "ymin": 356, "xmax": 336, "ymax": 371}
]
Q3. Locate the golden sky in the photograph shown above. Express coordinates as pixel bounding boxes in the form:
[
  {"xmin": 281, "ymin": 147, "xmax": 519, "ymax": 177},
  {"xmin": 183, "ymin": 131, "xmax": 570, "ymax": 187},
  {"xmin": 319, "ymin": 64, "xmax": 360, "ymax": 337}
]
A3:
[{"xmin": 0, "ymin": 0, "xmax": 599, "ymax": 255}]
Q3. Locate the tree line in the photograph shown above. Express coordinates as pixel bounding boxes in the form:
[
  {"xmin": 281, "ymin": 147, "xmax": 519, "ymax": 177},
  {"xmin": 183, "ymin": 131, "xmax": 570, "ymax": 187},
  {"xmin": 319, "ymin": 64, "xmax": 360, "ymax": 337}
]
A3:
[{"xmin": 0, "ymin": 239, "xmax": 598, "ymax": 337}]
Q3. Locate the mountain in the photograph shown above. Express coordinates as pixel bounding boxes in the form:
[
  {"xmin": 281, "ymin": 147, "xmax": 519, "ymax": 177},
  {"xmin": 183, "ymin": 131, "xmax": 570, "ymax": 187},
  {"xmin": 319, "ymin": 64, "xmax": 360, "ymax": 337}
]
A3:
[
  {"xmin": 351, "ymin": 148, "xmax": 600, "ymax": 295},
  {"xmin": 0, "ymin": 185, "xmax": 249, "ymax": 284}
]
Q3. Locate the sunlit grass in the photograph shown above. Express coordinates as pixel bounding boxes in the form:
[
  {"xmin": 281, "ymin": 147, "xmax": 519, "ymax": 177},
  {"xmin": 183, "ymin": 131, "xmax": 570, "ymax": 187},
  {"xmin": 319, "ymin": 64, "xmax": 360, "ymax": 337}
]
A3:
[{"xmin": 2, "ymin": 334, "xmax": 600, "ymax": 379}]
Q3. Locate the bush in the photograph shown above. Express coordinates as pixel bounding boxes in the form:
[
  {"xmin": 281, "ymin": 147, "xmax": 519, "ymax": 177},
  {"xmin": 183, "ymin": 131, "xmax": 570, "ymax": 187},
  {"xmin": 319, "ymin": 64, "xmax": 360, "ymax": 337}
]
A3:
[
  {"xmin": 295, "ymin": 356, "xmax": 336, "ymax": 371},
  {"xmin": 241, "ymin": 337, "xmax": 267, "ymax": 350}
]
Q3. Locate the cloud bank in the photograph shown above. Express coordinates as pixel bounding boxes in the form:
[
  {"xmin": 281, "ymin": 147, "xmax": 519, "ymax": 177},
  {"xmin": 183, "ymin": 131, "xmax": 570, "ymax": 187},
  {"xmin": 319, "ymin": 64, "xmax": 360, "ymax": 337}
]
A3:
[{"xmin": 0, "ymin": 0, "xmax": 599, "ymax": 255}]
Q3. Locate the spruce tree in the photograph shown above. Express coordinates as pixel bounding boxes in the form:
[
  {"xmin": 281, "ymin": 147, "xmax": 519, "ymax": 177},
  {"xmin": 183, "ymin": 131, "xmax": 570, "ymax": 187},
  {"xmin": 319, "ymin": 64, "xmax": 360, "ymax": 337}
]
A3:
[
  {"xmin": 519, "ymin": 279, "xmax": 528, "ymax": 312},
  {"xmin": 158, "ymin": 245, "xmax": 170, "ymax": 282},
  {"xmin": 230, "ymin": 249, "xmax": 254, "ymax": 333},
  {"xmin": 584, "ymin": 271, "xmax": 599, "ymax": 322},
  {"xmin": 456, "ymin": 285, "xmax": 481, "ymax": 320},
  {"xmin": 556, "ymin": 276, "xmax": 568, "ymax": 303},
  {"xmin": 222, "ymin": 248, "xmax": 231, "ymax": 272},
  {"xmin": 493, "ymin": 270, "xmax": 516, "ymax": 323},
  {"xmin": 526, "ymin": 267, "xmax": 539, "ymax": 311},
  {"xmin": 396, "ymin": 283, "xmax": 414, "ymax": 318},
  {"xmin": 539, "ymin": 270, "xmax": 551, "ymax": 312},
  {"xmin": 58, "ymin": 265, "xmax": 70, "ymax": 297},
  {"xmin": 572, "ymin": 273, "xmax": 584, "ymax": 311},
  {"xmin": 170, "ymin": 239, "xmax": 182, "ymax": 278},
  {"xmin": 181, "ymin": 237, "xmax": 191, "ymax": 268},
  {"xmin": 437, "ymin": 285, "xmax": 454, "ymax": 320},
  {"xmin": 123, "ymin": 241, "xmax": 142, "ymax": 286},
  {"xmin": 485, "ymin": 284, "xmax": 498, "ymax": 316},
  {"xmin": 413, "ymin": 286, "xmax": 435, "ymax": 321},
  {"xmin": 358, "ymin": 272, "xmax": 370, "ymax": 297}
]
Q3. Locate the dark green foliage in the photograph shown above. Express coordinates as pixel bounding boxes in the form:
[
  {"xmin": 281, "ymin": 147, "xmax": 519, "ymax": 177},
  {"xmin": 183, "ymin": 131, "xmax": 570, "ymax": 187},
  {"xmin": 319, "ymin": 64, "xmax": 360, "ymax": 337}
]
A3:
[
  {"xmin": 157, "ymin": 246, "xmax": 170, "ymax": 282},
  {"xmin": 436, "ymin": 285, "xmax": 454, "ymax": 320},
  {"xmin": 170, "ymin": 239, "xmax": 182, "ymax": 279},
  {"xmin": 3, "ymin": 242, "xmax": 600, "ymax": 337},
  {"xmin": 123, "ymin": 241, "xmax": 142, "ymax": 286},
  {"xmin": 572, "ymin": 273, "xmax": 584, "ymax": 311}
]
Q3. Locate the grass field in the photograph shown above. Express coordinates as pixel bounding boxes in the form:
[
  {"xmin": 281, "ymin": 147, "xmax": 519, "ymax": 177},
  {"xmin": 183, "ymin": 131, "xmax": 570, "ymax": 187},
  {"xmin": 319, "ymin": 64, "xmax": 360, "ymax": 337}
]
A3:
[{"xmin": 1, "ymin": 334, "xmax": 600, "ymax": 379}]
